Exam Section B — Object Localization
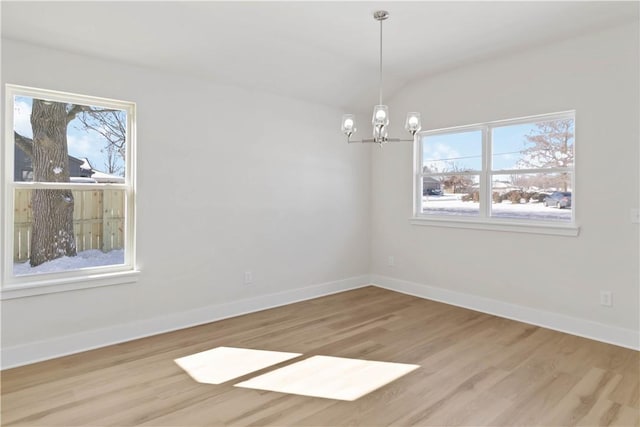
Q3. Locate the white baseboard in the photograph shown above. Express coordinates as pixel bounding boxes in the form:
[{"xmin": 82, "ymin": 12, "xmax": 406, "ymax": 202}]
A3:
[
  {"xmin": 1, "ymin": 275, "xmax": 370, "ymax": 370},
  {"xmin": 371, "ymin": 275, "xmax": 639, "ymax": 351},
  {"xmin": 4, "ymin": 274, "xmax": 637, "ymax": 369}
]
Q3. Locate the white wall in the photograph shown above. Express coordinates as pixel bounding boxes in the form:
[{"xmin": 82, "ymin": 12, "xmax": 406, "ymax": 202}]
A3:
[
  {"xmin": 2, "ymin": 21, "xmax": 638, "ymax": 368},
  {"xmin": 1, "ymin": 40, "xmax": 371, "ymax": 367},
  {"xmin": 371, "ymin": 23, "xmax": 639, "ymax": 346}
]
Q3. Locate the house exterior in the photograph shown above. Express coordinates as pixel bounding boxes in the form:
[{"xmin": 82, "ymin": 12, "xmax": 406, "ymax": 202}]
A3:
[
  {"xmin": 14, "ymin": 144, "xmax": 123, "ymax": 183},
  {"xmin": 14, "ymin": 144, "xmax": 87, "ymax": 182},
  {"xmin": 422, "ymin": 176, "xmax": 442, "ymax": 192}
]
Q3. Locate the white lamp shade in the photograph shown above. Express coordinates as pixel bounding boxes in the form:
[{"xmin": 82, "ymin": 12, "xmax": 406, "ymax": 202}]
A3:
[
  {"xmin": 341, "ymin": 114, "xmax": 356, "ymax": 135},
  {"xmin": 405, "ymin": 112, "xmax": 422, "ymax": 134},
  {"xmin": 371, "ymin": 105, "xmax": 389, "ymax": 126}
]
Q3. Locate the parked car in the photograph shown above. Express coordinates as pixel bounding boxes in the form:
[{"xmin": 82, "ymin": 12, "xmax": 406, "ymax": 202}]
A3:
[
  {"xmin": 423, "ymin": 188, "xmax": 442, "ymax": 196},
  {"xmin": 544, "ymin": 191, "xmax": 571, "ymax": 208}
]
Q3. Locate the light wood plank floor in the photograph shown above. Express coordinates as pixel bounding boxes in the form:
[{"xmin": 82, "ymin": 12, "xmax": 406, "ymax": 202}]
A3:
[{"xmin": 2, "ymin": 286, "xmax": 638, "ymax": 426}]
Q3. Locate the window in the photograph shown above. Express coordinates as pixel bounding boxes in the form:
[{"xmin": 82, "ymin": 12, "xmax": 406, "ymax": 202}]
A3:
[
  {"xmin": 414, "ymin": 112, "xmax": 577, "ymax": 235},
  {"xmin": 2, "ymin": 85, "xmax": 137, "ymax": 298}
]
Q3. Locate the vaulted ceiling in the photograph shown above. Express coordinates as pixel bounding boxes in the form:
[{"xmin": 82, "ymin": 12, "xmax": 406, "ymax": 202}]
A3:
[{"xmin": 2, "ymin": 1, "xmax": 638, "ymax": 111}]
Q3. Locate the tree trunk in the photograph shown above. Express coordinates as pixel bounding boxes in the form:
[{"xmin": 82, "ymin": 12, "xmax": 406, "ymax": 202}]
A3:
[{"xmin": 29, "ymin": 100, "xmax": 76, "ymax": 267}]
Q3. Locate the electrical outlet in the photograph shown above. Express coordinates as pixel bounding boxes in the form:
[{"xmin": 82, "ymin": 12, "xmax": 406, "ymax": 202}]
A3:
[
  {"xmin": 244, "ymin": 271, "xmax": 253, "ymax": 285},
  {"xmin": 600, "ymin": 290, "xmax": 612, "ymax": 307},
  {"xmin": 631, "ymin": 208, "xmax": 639, "ymax": 224},
  {"xmin": 388, "ymin": 256, "xmax": 395, "ymax": 267}
]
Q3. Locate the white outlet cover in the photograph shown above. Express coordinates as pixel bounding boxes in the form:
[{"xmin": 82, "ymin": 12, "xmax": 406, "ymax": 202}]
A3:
[{"xmin": 600, "ymin": 291, "xmax": 613, "ymax": 307}]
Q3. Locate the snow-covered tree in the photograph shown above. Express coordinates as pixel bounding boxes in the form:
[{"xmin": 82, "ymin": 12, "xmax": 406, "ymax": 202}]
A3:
[{"xmin": 518, "ymin": 119, "xmax": 574, "ymax": 191}]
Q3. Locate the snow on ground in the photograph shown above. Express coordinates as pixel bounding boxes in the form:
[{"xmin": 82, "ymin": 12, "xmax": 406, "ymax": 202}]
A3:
[
  {"xmin": 13, "ymin": 194, "xmax": 567, "ymax": 275},
  {"xmin": 14, "ymin": 249, "xmax": 125, "ymax": 276},
  {"xmin": 422, "ymin": 194, "xmax": 571, "ymax": 221}
]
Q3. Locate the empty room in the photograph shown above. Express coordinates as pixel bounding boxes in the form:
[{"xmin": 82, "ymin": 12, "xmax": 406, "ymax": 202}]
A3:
[{"xmin": 1, "ymin": 1, "xmax": 638, "ymax": 426}]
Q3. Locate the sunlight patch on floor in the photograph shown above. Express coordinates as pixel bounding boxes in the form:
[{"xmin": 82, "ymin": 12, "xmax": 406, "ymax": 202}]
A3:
[
  {"xmin": 174, "ymin": 347, "xmax": 301, "ymax": 384},
  {"xmin": 234, "ymin": 355, "xmax": 420, "ymax": 401}
]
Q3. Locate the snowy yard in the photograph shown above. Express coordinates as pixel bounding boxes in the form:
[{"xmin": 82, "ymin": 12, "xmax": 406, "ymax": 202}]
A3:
[
  {"xmin": 422, "ymin": 194, "xmax": 572, "ymax": 221},
  {"xmin": 12, "ymin": 194, "xmax": 568, "ymax": 276},
  {"xmin": 14, "ymin": 249, "xmax": 125, "ymax": 276}
]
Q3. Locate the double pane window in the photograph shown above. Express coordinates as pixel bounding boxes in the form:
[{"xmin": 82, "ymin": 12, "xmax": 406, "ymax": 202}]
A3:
[{"xmin": 417, "ymin": 112, "xmax": 575, "ymax": 225}]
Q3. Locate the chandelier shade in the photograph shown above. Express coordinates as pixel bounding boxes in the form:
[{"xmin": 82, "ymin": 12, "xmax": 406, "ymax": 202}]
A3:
[
  {"xmin": 405, "ymin": 112, "xmax": 422, "ymax": 135},
  {"xmin": 341, "ymin": 114, "xmax": 356, "ymax": 137},
  {"xmin": 372, "ymin": 105, "xmax": 389, "ymax": 126},
  {"xmin": 341, "ymin": 11, "xmax": 422, "ymax": 145}
]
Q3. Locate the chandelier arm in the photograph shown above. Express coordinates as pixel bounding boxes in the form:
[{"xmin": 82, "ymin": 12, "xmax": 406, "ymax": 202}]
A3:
[
  {"xmin": 350, "ymin": 138, "xmax": 413, "ymax": 144},
  {"xmin": 348, "ymin": 138, "xmax": 381, "ymax": 144}
]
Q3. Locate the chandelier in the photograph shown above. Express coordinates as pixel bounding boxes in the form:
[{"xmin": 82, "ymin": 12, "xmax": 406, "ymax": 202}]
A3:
[{"xmin": 341, "ymin": 10, "xmax": 422, "ymax": 145}]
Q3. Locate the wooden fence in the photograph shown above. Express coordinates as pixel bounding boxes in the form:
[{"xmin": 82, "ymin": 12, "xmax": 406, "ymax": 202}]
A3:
[{"xmin": 13, "ymin": 189, "xmax": 125, "ymax": 262}]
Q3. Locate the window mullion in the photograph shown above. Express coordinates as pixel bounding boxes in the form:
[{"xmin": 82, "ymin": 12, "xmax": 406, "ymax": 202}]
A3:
[
  {"xmin": 480, "ymin": 126, "xmax": 491, "ymax": 218},
  {"xmin": 421, "ymin": 171, "xmax": 480, "ymax": 177},
  {"xmin": 415, "ymin": 136, "xmax": 423, "ymax": 216}
]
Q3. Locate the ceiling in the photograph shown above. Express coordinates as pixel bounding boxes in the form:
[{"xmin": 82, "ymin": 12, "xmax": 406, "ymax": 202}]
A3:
[{"xmin": 2, "ymin": 1, "xmax": 638, "ymax": 111}]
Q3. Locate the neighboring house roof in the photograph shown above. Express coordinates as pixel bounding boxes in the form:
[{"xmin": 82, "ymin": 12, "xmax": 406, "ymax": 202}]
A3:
[
  {"xmin": 80, "ymin": 158, "xmax": 93, "ymax": 172},
  {"xmin": 70, "ymin": 177, "xmax": 98, "ymax": 183},
  {"xmin": 14, "ymin": 143, "xmax": 124, "ymax": 183},
  {"xmin": 14, "ymin": 141, "xmax": 88, "ymax": 181},
  {"xmin": 90, "ymin": 170, "xmax": 125, "ymax": 183},
  {"xmin": 423, "ymin": 176, "xmax": 441, "ymax": 184},
  {"xmin": 79, "ymin": 158, "xmax": 125, "ymax": 183}
]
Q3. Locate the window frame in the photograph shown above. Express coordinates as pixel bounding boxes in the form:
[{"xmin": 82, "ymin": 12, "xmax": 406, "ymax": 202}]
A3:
[
  {"xmin": 412, "ymin": 111, "xmax": 579, "ymax": 236},
  {"xmin": 1, "ymin": 84, "xmax": 138, "ymax": 299}
]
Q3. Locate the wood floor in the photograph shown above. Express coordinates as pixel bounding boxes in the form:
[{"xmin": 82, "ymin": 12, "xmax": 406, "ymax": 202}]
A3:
[{"xmin": 2, "ymin": 286, "xmax": 638, "ymax": 426}]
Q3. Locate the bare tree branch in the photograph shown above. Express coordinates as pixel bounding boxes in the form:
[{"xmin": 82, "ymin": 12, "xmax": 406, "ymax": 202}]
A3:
[
  {"xmin": 74, "ymin": 108, "xmax": 127, "ymax": 174},
  {"xmin": 66, "ymin": 105, "xmax": 123, "ymax": 124},
  {"xmin": 66, "ymin": 104, "xmax": 92, "ymax": 124},
  {"xmin": 67, "ymin": 104, "xmax": 84, "ymax": 122}
]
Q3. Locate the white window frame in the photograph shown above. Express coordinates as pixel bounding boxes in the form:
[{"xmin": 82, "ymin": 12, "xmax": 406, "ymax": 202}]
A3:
[
  {"xmin": 1, "ymin": 85, "xmax": 138, "ymax": 299},
  {"xmin": 412, "ymin": 111, "xmax": 579, "ymax": 236}
]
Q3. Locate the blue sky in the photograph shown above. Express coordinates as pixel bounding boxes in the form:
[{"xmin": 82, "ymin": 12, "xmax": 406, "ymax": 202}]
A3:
[
  {"xmin": 13, "ymin": 96, "xmax": 124, "ymax": 173},
  {"xmin": 423, "ymin": 130, "xmax": 483, "ymax": 171},
  {"xmin": 422, "ymin": 123, "xmax": 570, "ymax": 172}
]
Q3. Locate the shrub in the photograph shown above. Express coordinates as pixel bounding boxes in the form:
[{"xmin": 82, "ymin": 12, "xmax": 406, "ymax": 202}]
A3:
[
  {"xmin": 462, "ymin": 190, "xmax": 479, "ymax": 202},
  {"xmin": 507, "ymin": 190, "xmax": 523, "ymax": 204}
]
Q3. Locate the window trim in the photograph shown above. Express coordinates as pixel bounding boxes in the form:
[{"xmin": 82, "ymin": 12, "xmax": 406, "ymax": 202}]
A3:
[
  {"xmin": 1, "ymin": 84, "xmax": 138, "ymax": 298},
  {"xmin": 412, "ymin": 111, "xmax": 578, "ymax": 236}
]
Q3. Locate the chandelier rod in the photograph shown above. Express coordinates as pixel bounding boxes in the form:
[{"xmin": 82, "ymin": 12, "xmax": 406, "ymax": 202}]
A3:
[{"xmin": 379, "ymin": 16, "xmax": 383, "ymax": 106}]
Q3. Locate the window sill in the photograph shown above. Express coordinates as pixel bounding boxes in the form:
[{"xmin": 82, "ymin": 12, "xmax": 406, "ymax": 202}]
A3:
[
  {"xmin": 1, "ymin": 270, "xmax": 140, "ymax": 300},
  {"xmin": 410, "ymin": 216, "xmax": 580, "ymax": 236}
]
